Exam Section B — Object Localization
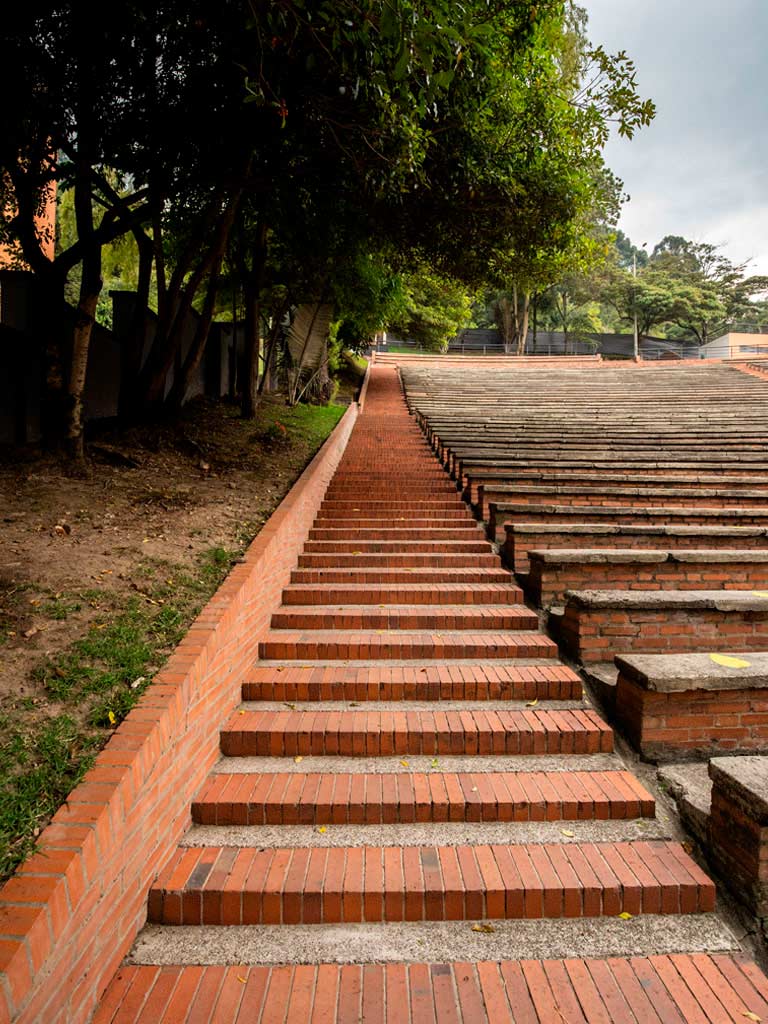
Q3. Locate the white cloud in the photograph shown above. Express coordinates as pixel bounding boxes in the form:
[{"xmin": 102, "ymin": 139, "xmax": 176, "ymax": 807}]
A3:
[{"xmin": 585, "ymin": 0, "xmax": 768, "ymax": 273}]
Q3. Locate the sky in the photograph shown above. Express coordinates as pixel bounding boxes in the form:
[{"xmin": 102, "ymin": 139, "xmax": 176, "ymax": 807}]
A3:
[{"xmin": 584, "ymin": 0, "xmax": 768, "ymax": 275}]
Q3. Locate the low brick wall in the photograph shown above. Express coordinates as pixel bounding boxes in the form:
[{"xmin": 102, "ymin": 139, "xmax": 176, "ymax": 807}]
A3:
[
  {"xmin": 559, "ymin": 600, "xmax": 768, "ymax": 665},
  {"xmin": 505, "ymin": 526, "xmax": 768, "ymax": 573},
  {"xmin": 0, "ymin": 402, "xmax": 358, "ymax": 1023},
  {"xmin": 527, "ymin": 554, "xmax": 768, "ymax": 608},
  {"xmin": 613, "ymin": 654, "xmax": 768, "ymax": 762},
  {"xmin": 708, "ymin": 758, "xmax": 768, "ymax": 917}
]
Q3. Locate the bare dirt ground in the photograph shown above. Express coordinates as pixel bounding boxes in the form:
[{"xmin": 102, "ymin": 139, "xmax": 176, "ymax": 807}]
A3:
[{"xmin": 0, "ymin": 386, "xmax": 354, "ymax": 875}]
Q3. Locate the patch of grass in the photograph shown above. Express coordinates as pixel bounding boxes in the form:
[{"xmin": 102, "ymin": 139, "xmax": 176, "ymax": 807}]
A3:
[
  {"xmin": 40, "ymin": 597, "xmax": 81, "ymax": 620},
  {"xmin": 4, "ymin": 545, "xmax": 237, "ymax": 882},
  {"xmin": 278, "ymin": 403, "xmax": 346, "ymax": 447},
  {"xmin": 0, "ymin": 713, "xmax": 101, "ymax": 880}
]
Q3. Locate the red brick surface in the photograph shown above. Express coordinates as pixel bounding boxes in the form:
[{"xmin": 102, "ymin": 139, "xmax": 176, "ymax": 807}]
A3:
[{"xmin": 148, "ymin": 840, "xmax": 713, "ymax": 924}]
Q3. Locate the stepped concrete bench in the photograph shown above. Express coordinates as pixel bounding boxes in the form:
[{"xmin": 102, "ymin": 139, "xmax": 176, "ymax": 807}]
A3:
[
  {"xmin": 523, "ymin": 549, "xmax": 768, "ymax": 609},
  {"xmin": 454, "ymin": 457, "xmax": 768, "ymax": 487},
  {"xmin": 504, "ymin": 523, "xmax": 768, "ymax": 573},
  {"xmin": 476, "ymin": 483, "xmax": 768, "ymax": 521},
  {"xmin": 438, "ymin": 443, "xmax": 768, "ymax": 476},
  {"xmin": 613, "ymin": 653, "xmax": 768, "ymax": 762},
  {"xmin": 488, "ymin": 502, "xmax": 768, "ymax": 543},
  {"xmin": 460, "ymin": 470, "xmax": 766, "ymax": 503},
  {"xmin": 556, "ymin": 589, "xmax": 768, "ymax": 665}
]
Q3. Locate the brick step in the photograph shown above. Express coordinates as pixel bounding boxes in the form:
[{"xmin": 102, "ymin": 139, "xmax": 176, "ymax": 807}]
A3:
[
  {"xmin": 192, "ymin": 769, "xmax": 654, "ymax": 825},
  {"xmin": 220, "ymin": 706, "xmax": 611, "ymax": 756},
  {"xmin": 321, "ymin": 500, "xmax": 461, "ymax": 510},
  {"xmin": 281, "ymin": 583, "xmax": 523, "ymax": 606},
  {"xmin": 94, "ymin": 955, "xmax": 768, "ymax": 1023},
  {"xmin": 243, "ymin": 662, "xmax": 582, "ymax": 701},
  {"xmin": 258, "ymin": 629, "xmax": 557, "ymax": 660},
  {"xmin": 308, "ymin": 526, "xmax": 481, "ymax": 540},
  {"xmin": 291, "ymin": 568, "xmax": 512, "ymax": 584},
  {"xmin": 302, "ymin": 540, "xmax": 492, "ymax": 554},
  {"xmin": 147, "ymin": 840, "xmax": 712, "ymax": 925},
  {"xmin": 314, "ymin": 513, "xmax": 473, "ymax": 525},
  {"xmin": 270, "ymin": 605, "xmax": 539, "ymax": 631},
  {"xmin": 297, "ymin": 553, "xmax": 501, "ymax": 568}
]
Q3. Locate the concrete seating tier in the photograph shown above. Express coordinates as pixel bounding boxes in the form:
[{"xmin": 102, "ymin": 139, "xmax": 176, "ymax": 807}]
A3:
[
  {"xmin": 614, "ymin": 654, "xmax": 768, "ymax": 762},
  {"xmin": 504, "ymin": 523, "xmax": 768, "ymax": 573},
  {"xmin": 525, "ymin": 549, "xmax": 768, "ymax": 608},
  {"xmin": 556, "ymin": 590, "xmax": 768, "ymax": 664},
  {"xmin": 489, "ymin": 501, "xmax": 768, "ymax": 542},
  {"xmin": 477, "ymin": 482, "xmax": 768, "ymax": 520}
]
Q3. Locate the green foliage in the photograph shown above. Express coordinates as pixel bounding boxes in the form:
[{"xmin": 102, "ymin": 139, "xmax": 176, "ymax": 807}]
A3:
[{"xmin": 390, "ymin": 267, "xmax": 474, "ymax": 352}]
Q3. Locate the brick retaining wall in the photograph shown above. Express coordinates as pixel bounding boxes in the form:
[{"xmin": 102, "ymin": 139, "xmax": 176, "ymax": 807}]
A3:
[{"xmin": 0, "ymin": 401, "xmax": 359, "ymax": 1023}]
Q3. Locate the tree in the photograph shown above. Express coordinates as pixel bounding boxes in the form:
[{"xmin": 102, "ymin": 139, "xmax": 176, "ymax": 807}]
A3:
[{"xmin": 390, "ymin": 267, "xmax": 474, "ymax": 351}]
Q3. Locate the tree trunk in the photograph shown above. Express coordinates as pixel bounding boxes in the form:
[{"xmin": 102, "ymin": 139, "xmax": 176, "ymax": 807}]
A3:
[
  {"xmin": 241, "ymin": 222, "xmax": 267, "ymax": 419},
  {"xmin": 138, "ymin": 185, "xmax": 240, "ymax": 408},
  {"xmin": 515, "ymin": 295, "xmax": 530, "ymax": 355},
  {"xmin": 118, "ymin": 229, "xmax": 154, "ymax": 419},
  {"xmin": 496, "ymin": 296, "xmax": 514, "ymax": 354},
  {"xmin": 167, "ymin": 255, "xmax": 223, "ymax": 409},
  {"xmin": 65, "ymin": 161, "xmax": 103, "ymax": 463},
  {"xmin": 258, "ymin": 300, "xmax": 289, "ymax": 397}
]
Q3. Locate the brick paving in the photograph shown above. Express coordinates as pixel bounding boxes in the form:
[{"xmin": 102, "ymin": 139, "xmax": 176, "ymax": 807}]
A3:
[{"xmin": 94, "ymin": 365, "xmax": 768, "ymax": 1021}]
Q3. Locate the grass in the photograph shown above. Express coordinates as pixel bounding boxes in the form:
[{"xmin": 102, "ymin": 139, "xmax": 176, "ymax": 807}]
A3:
[{"xmin": 0, "ymin": 399, "xmax": 346, "ymax": 882}]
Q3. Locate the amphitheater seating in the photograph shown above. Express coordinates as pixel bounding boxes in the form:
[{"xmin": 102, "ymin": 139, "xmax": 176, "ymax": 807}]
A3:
[{"xmin": 400, "ymin": 360, "xmax": 768, "ymax": 768}]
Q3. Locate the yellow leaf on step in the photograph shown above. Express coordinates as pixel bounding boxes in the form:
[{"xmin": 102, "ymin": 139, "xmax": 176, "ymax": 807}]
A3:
[
  {"xmin": 710, "ymin": 653, "xmax": 751, "ymax": 669},
  {"xmin": 742, "ymin": 1013, "xmax": 761, "ymax": 1022},
  {"xmin": 471, "ymin": 923, "xmax": 496, "ymax": 934},
  {"xmin": 560, "ymin": 829, "xmax": 575, "ymax": 838},
  {"xmin": 618, "ymin": 912, "xmax": 633, "ymax": 920},
  {"xmin": 317, "ymin": 826, "xmax": 327, "ymax": 834},
  {"xmin": 400, "ymin": 760, "xmax": 409, "ymax": 767},
  {"xmin": 526, "ymin": 699, "xmax": 539, "ymax": 708},
  {"xmin": 294, "ymin": 756, "xmax": 303, "ymax": 763}
]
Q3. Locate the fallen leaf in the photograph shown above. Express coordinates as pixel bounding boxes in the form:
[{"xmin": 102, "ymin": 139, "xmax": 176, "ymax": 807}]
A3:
[
  {"xmin": 560, "ymin": 829, "xmax": 575, "ymax": 838},
  {"xmin": 471, "ymin": 923, "xmax": 496, "ymax": 933},
  {"xmin": 742, "ymin": 1012, "xmax": 761, "ymax": 1022},
  {"xmin": 283, "ymin": 702, "xmax": 296, "ymax": 710},
  {"xmin": 238, "ymin": 976, "xmax": 248, "ymax": 984},
  {"xmin": 709, "ymin": 653, "xmax": 751, "ymax": 669},
  {"xmin": 617, "ymin": 912, "xmax": 633, "ymax": 920},
  {"xmin": 108, "ymin": 711, "xmax": 117, "ymax": 726},
  {"xmin": 400, "ymin": 760, "xmax": 409, "ymax": 767},
  {"xmin": 526, "ymin": 698, "xmax": 539, "ymax": 707},
  {"xmin": 317, "ymin": 826, "xmax": 327, "ymax": 834},
  {"xmin": 294, "ymin": 756, "xmax": 303, "ymax": 764},
  {"xmin": 681, "ymin": 840, "xmax": 693, "ymax": 855},
  {"xmin": 239, "ymin": 710, "xmax": 246, "ymax": 716},
  {"xmin": 23, "ymin": 627, "xmax": 39, "ymax": 639},
  {"xmin": 431, "ymin": 758, "xmax": 440, "ymax": 768}
]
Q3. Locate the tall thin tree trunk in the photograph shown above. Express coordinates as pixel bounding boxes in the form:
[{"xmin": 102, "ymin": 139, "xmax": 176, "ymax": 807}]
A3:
[
  {"xmin": 168, "ymin": 255, "xmax": 223, "ymax": 409},
  {"xmin": 66, "ymin": 161, "xmax": 103, "ymax": 463},
  {"xmin": 241, "ymin": 221, "xmax": 267, "ymax": 419}
]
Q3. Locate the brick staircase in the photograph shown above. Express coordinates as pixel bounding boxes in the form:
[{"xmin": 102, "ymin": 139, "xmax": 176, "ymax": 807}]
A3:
[{"xmin": 92, "ymin": 365, "xmax": 767, "ymax": 1021}]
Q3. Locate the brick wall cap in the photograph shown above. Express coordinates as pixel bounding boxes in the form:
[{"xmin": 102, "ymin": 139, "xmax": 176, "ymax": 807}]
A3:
[
  {"xmin": 709, "ymin": 756, "xmax": 768, "ymax": 821},
  {"xmin": 529, "ymin": 549, "xmax": 669, "ymax": 565},
  {"xmin": 565, "ymin": 589, "xmax": 768, "ymax": 612},
  {"xmin": 615, "ymin": 653, "xmax": 768, "ymax": 693},
  {"xmin": 531, "ymin": 548, "xmax": 768, "ymax": 566},
  {"xmin": 504, "ymin": 523, "xmax": 768, "ymax": 538}
]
